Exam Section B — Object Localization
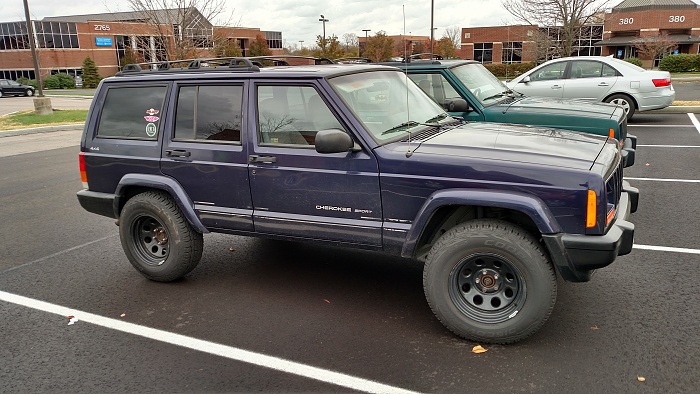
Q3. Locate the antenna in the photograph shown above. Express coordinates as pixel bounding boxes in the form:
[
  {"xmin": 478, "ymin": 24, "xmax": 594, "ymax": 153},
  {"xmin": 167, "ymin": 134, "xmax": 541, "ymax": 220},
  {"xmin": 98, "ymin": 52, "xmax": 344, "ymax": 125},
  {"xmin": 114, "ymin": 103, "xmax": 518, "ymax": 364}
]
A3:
[{"xmin": 403, "ymin": 4, "xmax": 413, "ymax": 158}]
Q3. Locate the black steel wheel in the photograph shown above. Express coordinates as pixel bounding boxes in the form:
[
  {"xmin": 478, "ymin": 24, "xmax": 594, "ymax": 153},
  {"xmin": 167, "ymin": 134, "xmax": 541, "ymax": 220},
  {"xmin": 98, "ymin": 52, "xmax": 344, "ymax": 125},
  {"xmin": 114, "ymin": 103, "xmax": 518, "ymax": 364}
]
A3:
[
  {"xmin": 119, "ymin": 191, "xmax": 203, "ymax": 282},
  {"xmin": 424, "ymin": 219, "xmax": 556, "ymax": 344}
]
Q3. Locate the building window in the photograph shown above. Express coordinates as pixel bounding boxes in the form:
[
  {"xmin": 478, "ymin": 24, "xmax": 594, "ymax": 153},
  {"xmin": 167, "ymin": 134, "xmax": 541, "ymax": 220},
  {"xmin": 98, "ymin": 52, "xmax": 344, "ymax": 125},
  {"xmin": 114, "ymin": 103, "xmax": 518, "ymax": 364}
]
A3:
[
  {"xmin": 0, "ymin": 22, "xmax": 30, "ymax": 50},
  {"xmin": 502, "ymin": 42, "xmax": 522, "ymax": 63},
  {"xmin": 35, "ymin": 21, "xmax": 79, "ymax": 49},
  {"xmin": 265, "ymin": 31, "xmax": 282, "ymax": 49},
  {"xmin": 0, "ymin": 70, "xmax": 35, "ymax": 80},
  {"xmin": 474, "ymin": 43, "xmax": 493, "ymax": 64}
]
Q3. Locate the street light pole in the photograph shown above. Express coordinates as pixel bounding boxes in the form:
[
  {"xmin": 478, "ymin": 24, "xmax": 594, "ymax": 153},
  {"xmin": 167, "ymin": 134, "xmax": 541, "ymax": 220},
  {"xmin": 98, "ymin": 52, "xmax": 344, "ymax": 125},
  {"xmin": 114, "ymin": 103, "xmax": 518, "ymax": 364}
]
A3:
[
  {"xmin": 318, "ymin": 15, "xmax": 329, "ymax": 40},
  {"xmin": 299, "ymin": 40, "xmax": 304, "ymax": 50},
  {"xmin": 362, "ymin": 29, "xmax": 370, "ymax": 57},
  {"xmin": 430, "ymin": 0, "xmax": 434, "ymax": 56},
  {"xmin": 22, "ymin": 0, "xmax": 52, "ymax": 114}
]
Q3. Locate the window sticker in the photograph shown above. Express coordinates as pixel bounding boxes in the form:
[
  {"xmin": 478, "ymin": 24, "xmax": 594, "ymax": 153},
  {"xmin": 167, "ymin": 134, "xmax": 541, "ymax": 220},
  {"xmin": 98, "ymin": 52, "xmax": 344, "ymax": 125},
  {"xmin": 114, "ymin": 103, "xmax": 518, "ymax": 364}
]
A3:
[{"xmin": 145, "ymin": 123, "xmax": 157, "ymax": 137}]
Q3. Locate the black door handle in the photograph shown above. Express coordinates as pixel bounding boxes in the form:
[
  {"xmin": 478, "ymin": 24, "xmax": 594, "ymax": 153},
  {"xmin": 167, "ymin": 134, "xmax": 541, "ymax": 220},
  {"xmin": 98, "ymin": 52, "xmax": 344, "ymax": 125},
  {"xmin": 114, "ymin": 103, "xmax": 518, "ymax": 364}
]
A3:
[
  {"xmin": 165, "ymin": 149, "xmax": 191, "ymax": 157},
  {"xmin": 249, "ymin": 155, "xmax": 277, "ymax": 164}
]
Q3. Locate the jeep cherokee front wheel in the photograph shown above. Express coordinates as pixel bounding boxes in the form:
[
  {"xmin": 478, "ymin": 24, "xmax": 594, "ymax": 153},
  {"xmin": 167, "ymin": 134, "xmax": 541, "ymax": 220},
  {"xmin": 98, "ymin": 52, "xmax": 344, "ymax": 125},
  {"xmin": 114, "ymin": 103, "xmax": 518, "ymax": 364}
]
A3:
[
  {"xmin": 423, "ymin": 219, "xmax": 556, "ymax": 344},
  {"xmin": 119, "ymin": 191, "xmax": 203, "ymax": 282}
]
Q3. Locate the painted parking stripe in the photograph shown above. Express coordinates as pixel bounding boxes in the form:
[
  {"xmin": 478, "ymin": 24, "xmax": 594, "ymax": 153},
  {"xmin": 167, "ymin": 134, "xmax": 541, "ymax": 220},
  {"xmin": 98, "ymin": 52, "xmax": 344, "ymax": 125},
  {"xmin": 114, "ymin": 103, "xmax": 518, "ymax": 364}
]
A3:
[
  {"xmin": 0, "ymin": 290, "xmax": 422, "ymax": 394},
  {"xmin": 634, "ymin": 244, "xmax": 700, "ymax": 255},
  {"xmin": 637, "ymin": 145, "xmax": 700, "ymax": 148},
  {"xmin": 625, "ymin": 177, "xmax": 700, "ymax": 183},
  {"xmin": 627, "ymin": 124, "xmax": 696, "ymax": 127},
  {"xmin": 689, "ymin": 113, "xmax": 700, "ymax": 134}
]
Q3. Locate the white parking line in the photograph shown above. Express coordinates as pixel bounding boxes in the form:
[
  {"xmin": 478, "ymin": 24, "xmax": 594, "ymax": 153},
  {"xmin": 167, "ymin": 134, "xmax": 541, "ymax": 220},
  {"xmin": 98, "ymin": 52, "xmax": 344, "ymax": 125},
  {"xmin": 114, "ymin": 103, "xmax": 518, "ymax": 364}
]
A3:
[
  {"xmin": 0, "ymin": 290, "xmax": 422, "ymax": 394},
  {"xmin": 625, "ymin": 177, "xmax": 700, "ymax": 183},
  {"xmin": 637, "ymin": 145, "xmax": 700, "ymax": 147},
  {"xmin": 689, "ymin": 113, "xmax": 700, "ymax": 134},
  {"xmin": 627, "ymin": 124, "xmax": 696, "ymax": 127},
  {"xmin": 634, "ymin": 244, "xmax": 700, "ymax": 255}
]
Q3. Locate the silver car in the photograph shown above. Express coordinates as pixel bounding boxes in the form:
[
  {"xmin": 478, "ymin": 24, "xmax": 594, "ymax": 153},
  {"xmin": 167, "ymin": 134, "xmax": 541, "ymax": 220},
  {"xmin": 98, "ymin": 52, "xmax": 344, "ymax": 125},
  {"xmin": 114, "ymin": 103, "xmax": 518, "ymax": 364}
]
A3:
[{"xmin": 506, "ymin": 56, "xmax": 674, "ymax": 120}]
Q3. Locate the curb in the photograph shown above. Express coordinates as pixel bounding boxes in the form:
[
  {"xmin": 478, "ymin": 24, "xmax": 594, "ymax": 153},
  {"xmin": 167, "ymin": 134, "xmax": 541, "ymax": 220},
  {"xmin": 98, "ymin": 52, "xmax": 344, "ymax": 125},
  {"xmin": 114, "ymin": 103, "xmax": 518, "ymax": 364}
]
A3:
[{"xmin": 0, "ymin": 123, "xmax": 84, "ymax": 138}]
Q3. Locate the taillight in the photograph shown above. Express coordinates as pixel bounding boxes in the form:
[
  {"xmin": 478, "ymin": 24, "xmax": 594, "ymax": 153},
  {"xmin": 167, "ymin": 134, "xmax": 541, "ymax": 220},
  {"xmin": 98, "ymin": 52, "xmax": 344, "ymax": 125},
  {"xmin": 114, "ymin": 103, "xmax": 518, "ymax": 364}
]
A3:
[
  {"xmin": 652, "ymin": 78, "xmax": 671, "ymax": 87},
  {"xmin": 79, "ymin": 152, "xmax": 88, "ymax": 188},
  {"xmin": 586, "ymin": 190, "xmax": 597, "ymax": 228}
]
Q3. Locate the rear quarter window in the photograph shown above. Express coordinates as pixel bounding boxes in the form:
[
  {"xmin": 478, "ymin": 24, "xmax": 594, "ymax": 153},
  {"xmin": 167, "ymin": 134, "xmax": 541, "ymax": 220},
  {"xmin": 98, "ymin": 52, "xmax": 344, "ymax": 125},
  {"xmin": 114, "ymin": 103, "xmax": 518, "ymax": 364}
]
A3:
[{"xmin": 96, "ymin": 86, "xmax": 167, "ymax": 139}]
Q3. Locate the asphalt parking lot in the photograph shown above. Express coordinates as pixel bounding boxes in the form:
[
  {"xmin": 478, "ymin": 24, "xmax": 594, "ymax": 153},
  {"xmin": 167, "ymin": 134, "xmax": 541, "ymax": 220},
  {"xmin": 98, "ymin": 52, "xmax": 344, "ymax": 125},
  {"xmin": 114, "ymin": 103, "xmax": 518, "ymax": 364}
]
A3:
[{"xmin": 0, "ymin": 108, "xmax": 699, "ymax": 392}]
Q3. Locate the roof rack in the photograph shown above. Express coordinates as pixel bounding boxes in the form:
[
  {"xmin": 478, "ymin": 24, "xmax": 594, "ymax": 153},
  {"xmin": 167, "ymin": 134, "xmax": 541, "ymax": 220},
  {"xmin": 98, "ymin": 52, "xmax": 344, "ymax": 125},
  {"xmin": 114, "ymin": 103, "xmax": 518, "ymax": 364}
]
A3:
[
  {"xmin": 333, "ymin": 57, "xmax": 372, "ymax": 64},
  {"xmin": 116, "ymin": 57, "xmax": 260, "ymax": 76},
  {"xmin": 247, "ymin": 55, "xmax": 334, "ymax": 66}
]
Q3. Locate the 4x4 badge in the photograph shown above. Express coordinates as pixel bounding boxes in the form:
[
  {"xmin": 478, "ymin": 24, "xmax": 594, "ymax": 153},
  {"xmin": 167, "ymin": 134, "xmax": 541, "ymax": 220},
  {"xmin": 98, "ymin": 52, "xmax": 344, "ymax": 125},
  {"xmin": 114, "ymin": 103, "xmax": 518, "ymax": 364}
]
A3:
[
  {"xmin": 145, "ymin": 123, "xmax": 157, "ymax": 137},
  {"xmin": 145, "ymin": 108, "xmax": 159, "ymax": 116}
]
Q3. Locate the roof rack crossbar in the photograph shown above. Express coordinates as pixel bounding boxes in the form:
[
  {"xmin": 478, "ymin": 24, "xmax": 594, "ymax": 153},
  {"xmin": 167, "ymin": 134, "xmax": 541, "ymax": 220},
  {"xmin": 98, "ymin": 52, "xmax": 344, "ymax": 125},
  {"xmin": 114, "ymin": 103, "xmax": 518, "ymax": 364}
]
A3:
[{"xmin": 117, "ymin": 57, "xmax": 261, "ymax": 75}]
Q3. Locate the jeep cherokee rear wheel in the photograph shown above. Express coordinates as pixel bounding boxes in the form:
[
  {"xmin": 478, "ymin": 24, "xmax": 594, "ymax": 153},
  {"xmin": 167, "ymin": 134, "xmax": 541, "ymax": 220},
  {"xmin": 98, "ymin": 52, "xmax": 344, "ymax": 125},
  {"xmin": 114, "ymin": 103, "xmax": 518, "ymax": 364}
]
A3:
[
  {"xmin": 119, "ymin": 191, "xmax": 203, "ymax": 282},
  {"xmin": 423, "ymin": 219, "xmax": 556, "ymax": 344}
]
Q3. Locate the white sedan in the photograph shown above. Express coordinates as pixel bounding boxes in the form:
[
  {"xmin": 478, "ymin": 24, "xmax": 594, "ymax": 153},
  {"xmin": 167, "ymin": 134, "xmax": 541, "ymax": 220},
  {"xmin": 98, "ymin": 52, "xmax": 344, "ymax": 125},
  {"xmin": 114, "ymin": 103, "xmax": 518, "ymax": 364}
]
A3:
[{"xmin": 506, "ymin": 56, "xmax": 674, "ymax": 120}]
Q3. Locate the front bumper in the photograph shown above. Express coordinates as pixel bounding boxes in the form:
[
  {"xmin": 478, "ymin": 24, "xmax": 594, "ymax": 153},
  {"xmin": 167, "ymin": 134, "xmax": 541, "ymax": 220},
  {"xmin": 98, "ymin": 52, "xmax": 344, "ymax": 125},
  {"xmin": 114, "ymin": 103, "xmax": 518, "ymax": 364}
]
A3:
[{"xmin": 542, "ymin": 182, "xmax": 638, "ymax": 282}]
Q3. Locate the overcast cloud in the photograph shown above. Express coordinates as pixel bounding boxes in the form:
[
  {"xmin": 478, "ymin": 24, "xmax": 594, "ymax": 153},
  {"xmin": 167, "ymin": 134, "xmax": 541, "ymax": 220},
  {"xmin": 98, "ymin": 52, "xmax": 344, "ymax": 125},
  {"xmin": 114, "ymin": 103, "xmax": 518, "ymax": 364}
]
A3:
[{"xmin": 1, "ymin": 0, "xmax": 520, "ymax": 47}]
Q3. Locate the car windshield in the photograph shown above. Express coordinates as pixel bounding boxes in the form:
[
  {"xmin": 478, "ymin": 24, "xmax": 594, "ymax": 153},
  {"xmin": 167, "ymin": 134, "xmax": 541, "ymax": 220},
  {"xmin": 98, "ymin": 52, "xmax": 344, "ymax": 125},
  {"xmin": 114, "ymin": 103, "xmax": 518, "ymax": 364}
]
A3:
[
  {"xmin": 328, "ymin": 70, "xmax": 451, "ymax": 144},
  {"xmin": 451, "ymin": 63, "xmax": 513, "ymax": 105}
]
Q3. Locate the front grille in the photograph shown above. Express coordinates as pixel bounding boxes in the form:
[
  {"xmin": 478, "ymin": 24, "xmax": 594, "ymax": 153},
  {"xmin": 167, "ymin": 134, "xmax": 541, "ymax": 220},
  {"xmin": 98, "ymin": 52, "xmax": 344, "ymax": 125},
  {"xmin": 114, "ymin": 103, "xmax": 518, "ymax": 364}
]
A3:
[{"xmin": 605, "ymin": 159, "xmax": 624, "ymax": 217}]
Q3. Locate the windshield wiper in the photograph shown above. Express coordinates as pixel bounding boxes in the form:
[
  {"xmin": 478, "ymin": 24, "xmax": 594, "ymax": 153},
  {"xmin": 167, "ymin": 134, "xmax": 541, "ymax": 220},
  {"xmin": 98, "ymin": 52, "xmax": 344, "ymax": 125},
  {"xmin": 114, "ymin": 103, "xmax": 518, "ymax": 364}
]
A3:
[
  {"xmin": 422, "ymin": 113, "xmax": 449, "ymax": 125},
  {"xmin": 381, "ymin": 121, "xmax": 420, "ymax": 135},
  {"xmin": 481, "ymin": 92, "xmax": 508, "ymax": 101}
]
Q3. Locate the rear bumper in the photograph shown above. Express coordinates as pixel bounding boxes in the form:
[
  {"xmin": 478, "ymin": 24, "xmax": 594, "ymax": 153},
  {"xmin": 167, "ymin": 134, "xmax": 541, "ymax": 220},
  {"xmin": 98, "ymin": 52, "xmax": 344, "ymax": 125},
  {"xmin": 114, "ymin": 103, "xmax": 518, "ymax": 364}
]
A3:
[
  {"xmin": 636, "ymin": 88, "xmax": 675, "ymax": 112},
  {"xmin": 77, "ymin": 189, "xmax": 117, "ymax": 219},
  {"xmin": 543, "ymin": 182, "xmax": 638, "ymax": 282}
]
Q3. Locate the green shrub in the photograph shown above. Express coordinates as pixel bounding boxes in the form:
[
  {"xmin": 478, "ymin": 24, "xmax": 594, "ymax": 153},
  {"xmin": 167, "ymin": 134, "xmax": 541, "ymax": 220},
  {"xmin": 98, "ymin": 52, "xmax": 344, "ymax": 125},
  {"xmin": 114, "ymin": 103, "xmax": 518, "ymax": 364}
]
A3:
[
  {"xmin": 16, "ymin": 77, "xmax": 38, "ymax": 88},
  {"xmin": 624, "ymin": 57, "xmax": 643, "ymax": 67},
  {"xmin": 659, "ymin": 54, "xmax": 700, "ymax": 73},
  {"xmin": 43, "ymin": 74, "xmax": 61, "ymax": 89},
  {"xmin": 484, "ymin": 62, "xmax": 536, "ymax": 78},
  {"xmin": 42, "ymin": 73, "xmax": 75, "ymax": 89}
]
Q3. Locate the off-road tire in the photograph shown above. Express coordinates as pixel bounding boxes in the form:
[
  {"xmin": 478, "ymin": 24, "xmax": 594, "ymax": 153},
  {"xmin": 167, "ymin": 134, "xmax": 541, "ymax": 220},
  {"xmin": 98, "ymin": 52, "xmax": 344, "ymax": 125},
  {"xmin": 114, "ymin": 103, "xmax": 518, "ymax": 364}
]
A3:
[
  {"xmin": 119, "ymin": 191, "xmax": 203, "ymax": 282},
  {"xmin": 423, "ymin": 219, "xmax": 556, "ymax": 344}
]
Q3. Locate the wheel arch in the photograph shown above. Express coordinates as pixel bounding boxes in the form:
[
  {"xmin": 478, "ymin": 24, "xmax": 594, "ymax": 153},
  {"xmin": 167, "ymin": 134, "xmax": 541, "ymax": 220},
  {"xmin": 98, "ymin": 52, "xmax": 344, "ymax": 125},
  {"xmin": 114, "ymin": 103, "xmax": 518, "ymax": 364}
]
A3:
[
  {"xmin": 401, "ymin": 189, "xmax": 561, "ymax": 259},
  {"xmin": 603, "ymin": 92, "xmax": 638, "ymax": 110},
  {"xmin": 114, "ymin": 174, "xmax": 208, "ymax": 234}
]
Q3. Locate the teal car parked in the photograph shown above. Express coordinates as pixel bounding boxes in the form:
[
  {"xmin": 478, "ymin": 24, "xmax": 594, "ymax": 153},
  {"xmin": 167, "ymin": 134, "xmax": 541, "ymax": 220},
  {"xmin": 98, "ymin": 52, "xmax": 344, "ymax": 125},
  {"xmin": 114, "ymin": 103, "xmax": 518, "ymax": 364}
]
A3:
[{"xmin": 382, "ymin": 59, "xmax": 637, "ymax": 167}]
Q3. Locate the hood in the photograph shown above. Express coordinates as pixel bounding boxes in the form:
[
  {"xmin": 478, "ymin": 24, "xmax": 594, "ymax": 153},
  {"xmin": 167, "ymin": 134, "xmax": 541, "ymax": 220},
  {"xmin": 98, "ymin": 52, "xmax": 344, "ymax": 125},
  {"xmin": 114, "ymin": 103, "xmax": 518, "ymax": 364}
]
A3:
[
  {"xmin": 497, "ymin": 96, "xmax": 620, "ymax": 119},
  {"xmin": 402, "ymin": 122, "xmax": 607, "ymax": 171}
]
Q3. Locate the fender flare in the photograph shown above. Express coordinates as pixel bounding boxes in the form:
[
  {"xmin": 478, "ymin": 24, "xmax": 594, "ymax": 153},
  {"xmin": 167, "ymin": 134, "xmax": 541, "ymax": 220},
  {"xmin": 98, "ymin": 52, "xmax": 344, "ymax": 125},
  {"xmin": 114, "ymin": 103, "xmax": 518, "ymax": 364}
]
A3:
[
  {"xmin": 401, "ymin": 189, "xmax": 561, "ymax": 258},
  {"xmin": 114, "ymin": 174, "xmax": 209, "ymax": 234}
]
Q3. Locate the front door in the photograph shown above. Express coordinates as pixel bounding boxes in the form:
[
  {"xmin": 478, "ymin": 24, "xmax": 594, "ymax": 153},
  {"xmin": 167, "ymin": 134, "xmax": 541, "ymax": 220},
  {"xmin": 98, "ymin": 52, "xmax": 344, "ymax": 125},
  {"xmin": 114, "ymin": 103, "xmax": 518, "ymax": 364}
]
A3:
[{"xmin": 247, "ymin": 82, "xmax": 383, "ymax": 246}]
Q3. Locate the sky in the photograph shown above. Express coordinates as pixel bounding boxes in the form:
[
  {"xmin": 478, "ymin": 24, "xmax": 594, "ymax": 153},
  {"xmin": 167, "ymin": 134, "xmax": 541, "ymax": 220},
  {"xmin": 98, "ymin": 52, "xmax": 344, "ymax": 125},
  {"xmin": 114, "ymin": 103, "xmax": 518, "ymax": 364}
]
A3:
[{"xmin": 0, "ymin": 0, "xmax": 523, "ymax": 48}]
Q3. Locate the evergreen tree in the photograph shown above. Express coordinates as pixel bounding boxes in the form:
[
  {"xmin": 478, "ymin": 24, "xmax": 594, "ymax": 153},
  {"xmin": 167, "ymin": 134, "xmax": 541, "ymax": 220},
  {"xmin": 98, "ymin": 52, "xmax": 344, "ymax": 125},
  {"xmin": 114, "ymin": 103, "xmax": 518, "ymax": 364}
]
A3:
[{"xmin": 81, "ymin": 57, "xmax": 101, "ymax": 88}]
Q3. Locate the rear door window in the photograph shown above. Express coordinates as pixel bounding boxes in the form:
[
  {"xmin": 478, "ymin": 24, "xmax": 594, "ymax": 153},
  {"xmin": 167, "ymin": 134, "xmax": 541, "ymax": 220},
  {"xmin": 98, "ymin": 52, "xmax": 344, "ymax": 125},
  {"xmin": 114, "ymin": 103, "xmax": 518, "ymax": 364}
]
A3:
[
  {"xmin": 174, "ymin": 85, "xmax": 243, "ymax": 142},
  {"xmin": 97, "ymin": 86, "xmax": 167, "ymax": 139}
]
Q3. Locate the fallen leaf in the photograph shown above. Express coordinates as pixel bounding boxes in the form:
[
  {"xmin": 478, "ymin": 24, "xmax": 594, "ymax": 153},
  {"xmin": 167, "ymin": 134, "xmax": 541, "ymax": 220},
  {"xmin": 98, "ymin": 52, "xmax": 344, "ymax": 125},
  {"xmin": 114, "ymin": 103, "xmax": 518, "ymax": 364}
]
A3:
[
  {"xmin": 637, "ymin": 376, "xmax": 646, "ymax": 382},
  {"xmin": 323, "ymin": 299, "xmax": 331, "ymax": 304},
  {"xmin": 471, "ymin": 345, "xmax": 488, "ymax": 354},
  {"xmin": 645, "ymin": 163, "xmax": 650, "ymax": 166},
  {"xmin": 120, "ymin": 313, "xmax": 126, "ymax": 318},
  {"xmin": 591, "ymin": 325, "xmax": 599, "ymax": 330},
  {"xmin": 229, "ymin": 247, "xmax": 235, "ymax": 251}
]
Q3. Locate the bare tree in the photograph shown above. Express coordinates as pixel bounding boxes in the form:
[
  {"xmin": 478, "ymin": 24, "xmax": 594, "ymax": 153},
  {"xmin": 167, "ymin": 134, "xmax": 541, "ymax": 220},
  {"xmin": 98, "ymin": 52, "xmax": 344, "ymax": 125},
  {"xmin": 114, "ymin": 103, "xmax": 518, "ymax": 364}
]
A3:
[
  {"xmin": 502, "ymin": 0, "xmax": 610, "ymax": 58},
  {"xmin": 126, "ymin": 0, "xmax": 233, "ymax": 60},
  {"xmin": 341, "ymin": 33, "xmax": 359, "ymax": 55},
  {"xmin": 442, "ymin": 26, "xmax": 461, "ymax": 50},
  {"xmin": 633, "ymin": 34, "xmax": 678, "ymax": 67}
]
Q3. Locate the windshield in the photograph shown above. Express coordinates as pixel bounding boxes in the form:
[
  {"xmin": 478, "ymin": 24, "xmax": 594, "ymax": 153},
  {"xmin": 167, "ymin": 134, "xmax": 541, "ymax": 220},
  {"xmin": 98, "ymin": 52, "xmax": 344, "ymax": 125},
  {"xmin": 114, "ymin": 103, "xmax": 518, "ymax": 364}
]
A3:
[
  {"xmin": 328, "ymin": 70, "xmax": 450, "ymax": 143},
  {"xmin": 451, "ymin": 63, "xmax": 512, "ymax": 105}
]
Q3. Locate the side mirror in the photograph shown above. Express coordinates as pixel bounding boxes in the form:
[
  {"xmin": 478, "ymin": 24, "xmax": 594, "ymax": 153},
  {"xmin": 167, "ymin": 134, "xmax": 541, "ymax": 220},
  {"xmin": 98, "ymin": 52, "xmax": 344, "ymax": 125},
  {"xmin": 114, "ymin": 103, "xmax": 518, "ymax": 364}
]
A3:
[
  {"xmin": 521, "ymin": 76, "xmax": 531, "ymax": 83},
  {"xmin": 315, "ymin": 129, "xmax": 354, "ymax": 154},
  {"xmin": 443, "ymin": 98, "xmax": 470, "ymax": 112}
]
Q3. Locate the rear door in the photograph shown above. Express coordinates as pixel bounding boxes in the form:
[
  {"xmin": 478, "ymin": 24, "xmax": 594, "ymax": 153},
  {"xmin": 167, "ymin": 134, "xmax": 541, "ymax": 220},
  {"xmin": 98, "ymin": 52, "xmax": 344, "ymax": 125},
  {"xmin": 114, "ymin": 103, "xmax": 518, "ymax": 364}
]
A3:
[
  {"xmin": 247, "ymin": 80, "xmax": 383, "ymax": 246},
  {"xmin": 160, "ymin": 81, "xmax": 253, "ymax": 232},
  {"xmin": 561, "ymin": 60, "xmax": 618, "ymax": 101}
]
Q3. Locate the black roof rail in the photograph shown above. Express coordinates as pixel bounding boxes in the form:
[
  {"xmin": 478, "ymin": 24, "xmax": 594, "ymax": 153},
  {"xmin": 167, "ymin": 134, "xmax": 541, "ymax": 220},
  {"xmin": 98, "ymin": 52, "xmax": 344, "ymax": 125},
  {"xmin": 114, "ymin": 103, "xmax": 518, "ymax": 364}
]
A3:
[
  {"xmin": 248, "ymin": 55, "xmax": 334, "ymax": 66},
  {"xmin": 116, "ymin": 57, "xmax": 260, "ymax": 76},
  {"xmin": 333, "ymin": 57, "xmax": 372, "ymax": 64}
]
